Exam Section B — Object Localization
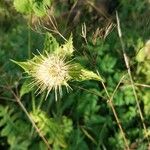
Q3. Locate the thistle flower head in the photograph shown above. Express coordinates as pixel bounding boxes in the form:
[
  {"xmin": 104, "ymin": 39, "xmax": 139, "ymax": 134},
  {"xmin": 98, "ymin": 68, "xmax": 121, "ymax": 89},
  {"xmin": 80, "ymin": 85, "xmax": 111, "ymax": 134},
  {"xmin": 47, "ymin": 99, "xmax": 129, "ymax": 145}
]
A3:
[
  {"xmin": 12, "ymin": 33, "xmax": 103, "ymax": 100},
  {"xmin": 30, "ymin": 53, "xmax": 71, "ymax": 100}
]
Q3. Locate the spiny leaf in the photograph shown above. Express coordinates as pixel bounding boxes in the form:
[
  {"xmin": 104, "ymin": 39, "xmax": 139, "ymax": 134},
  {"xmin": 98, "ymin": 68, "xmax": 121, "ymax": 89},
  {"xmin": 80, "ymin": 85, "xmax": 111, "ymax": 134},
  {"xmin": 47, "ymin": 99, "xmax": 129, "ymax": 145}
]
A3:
[
  {"xmin": 11, "ymin": 59, "xmax": 33, "ymax": 74},
  {"xmin": 80, "ymin": 69, "xmax": 103, "ymax": 81},
  {"xmin": 69, "ymin": 63, "xmax": 103, "ymax": 82},
  {"xmin": 54, "ymin": 34, "xmax": 74, "ymax": 57},
  {"xmin": 44, "ymin": 33, "xmax": 59, "ymax": 53}
]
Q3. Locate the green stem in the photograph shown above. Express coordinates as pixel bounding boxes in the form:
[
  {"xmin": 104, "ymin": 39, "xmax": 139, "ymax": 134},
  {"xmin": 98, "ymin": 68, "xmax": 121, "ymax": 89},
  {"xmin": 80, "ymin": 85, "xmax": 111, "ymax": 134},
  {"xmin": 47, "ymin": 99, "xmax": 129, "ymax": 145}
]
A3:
[
  {"xmin": 28, "ymin": 15, "xmax": 31, "ymax": 58},
  {"xmin": 37, "ymin": 92, "xmax": 46, "ymax": 110},
  {"xmin": 56, "ymin": 95, "xmax": 62, "ymax": 117},
  {"xmin": 31, "ymin": 92, "xmax": 35, "ymax": 112}
]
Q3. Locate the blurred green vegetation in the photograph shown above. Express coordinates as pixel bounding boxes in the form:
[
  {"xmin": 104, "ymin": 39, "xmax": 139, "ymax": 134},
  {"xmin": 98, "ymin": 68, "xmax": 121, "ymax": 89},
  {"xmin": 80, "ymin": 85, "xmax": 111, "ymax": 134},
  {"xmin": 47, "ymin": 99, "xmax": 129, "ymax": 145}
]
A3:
[{"xmin": 0, "ymin": 0, "xmax": 150, "ymax": 150}]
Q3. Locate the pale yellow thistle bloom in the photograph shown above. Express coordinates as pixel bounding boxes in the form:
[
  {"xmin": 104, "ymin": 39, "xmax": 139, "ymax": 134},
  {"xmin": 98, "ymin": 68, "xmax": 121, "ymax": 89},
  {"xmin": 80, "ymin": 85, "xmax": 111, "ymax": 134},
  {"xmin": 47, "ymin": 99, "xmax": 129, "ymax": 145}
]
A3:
[
  {"xmin": 12, "ymin": 34, "xmax": 103, "ymax": 100},
  {"xmin": 28, "ymin": 53, "xmax": 72, "ymax": 101}
]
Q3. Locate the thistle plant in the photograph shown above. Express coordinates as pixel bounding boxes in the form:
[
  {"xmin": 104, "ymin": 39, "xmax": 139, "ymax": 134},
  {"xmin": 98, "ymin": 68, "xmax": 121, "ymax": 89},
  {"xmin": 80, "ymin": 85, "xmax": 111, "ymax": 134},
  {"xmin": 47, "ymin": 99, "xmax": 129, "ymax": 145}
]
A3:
[{"xmin": 12, "ymin": 33, "xmax": 103, "ymax": 100}]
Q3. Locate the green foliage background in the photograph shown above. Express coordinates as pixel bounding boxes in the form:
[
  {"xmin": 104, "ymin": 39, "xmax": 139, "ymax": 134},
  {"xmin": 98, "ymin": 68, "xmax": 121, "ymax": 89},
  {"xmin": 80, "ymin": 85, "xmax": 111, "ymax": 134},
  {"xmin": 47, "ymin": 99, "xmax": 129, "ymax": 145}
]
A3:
[{"xmin": 0, "ymin": 0, "xmax": 150, "ymax": 149}]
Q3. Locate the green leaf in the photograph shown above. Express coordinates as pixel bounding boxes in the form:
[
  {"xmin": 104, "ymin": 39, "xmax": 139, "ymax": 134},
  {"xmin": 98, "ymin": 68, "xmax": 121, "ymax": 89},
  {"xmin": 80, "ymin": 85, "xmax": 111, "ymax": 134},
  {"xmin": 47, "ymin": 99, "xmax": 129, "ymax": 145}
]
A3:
[
  {"xmin": 67, "ymin": 129, "xmax": 89, "ymax": 150},
  {"xmin": 1, "ymin": 124, "xmax": 12, "ymax": 136},
  {"xmin": 136, "ymin": 40, "xmax": 150, "ymax": 62},
  {"xmin": 32, "ymin": 0, "xmax": 52, "ymax": 17},
  {"xmin": 80, "ymin": 69, "xmax": 103, "ymax": 81},
  {"xmin": 14, "ymin": 0, "xmax": 32, "ymax": 14},
  {"xmin": 100, "ymin": 55, "xmax": 117, "ymax": 73},
  {"xmin": 20, "ymin": 80, "xmax": 33, "ymax": 97},
  {"xmin": 11, "ymin": 59, "xmax": 33, "ymax": 74},
  {"xmin": 30, "ymin": 110, "xmax": 73, "ymax": 148},
  {"xmin": 143, "ymin": 91, "xmax": 150, "ymax": 116},
  {"xmin": 44, "ymin": 33, "xmax": 59, "ymax": 53},
  {"xmin": 54, "ymin": 34, "xmax": 74, "ymax": 57},
  {"xmin": 69, "ymin": 63, "xmax": 103, "ymax": 82},
  {"xmin": 14, "ymin": 0, "xmax": 52, "ymax": 16},
  {"xmin": 136, "ymin": 48, "xmax": 146, "ymax": 62},
  {"xmin": 0, "ymin": 106, "xmax": 31, "ymax": 149},
  {"xmin": 43, "ymin": 0, "xmax": 51, "ymax": 6},
  {"xmin": 32, "ymin": 2, "xmax": 46, "ymax": 17}
]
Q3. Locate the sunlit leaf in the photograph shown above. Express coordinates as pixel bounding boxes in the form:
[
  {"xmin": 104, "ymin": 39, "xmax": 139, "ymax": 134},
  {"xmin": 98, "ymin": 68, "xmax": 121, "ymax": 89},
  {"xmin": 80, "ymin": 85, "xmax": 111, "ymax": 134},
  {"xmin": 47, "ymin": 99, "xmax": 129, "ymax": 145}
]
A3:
[
  {"xmin": 54, "ymin": 34, "xmax": 74, "ymax": 57},
  {"xmin": 14, "ymin": 0, "xmax": 32, "ymax": 14},
  {"xmin": 69, "ymin": 63, "xmax": 103, "ymax": 82},
  {"xmin": 44, "ymin": 33, "xmax": 59, "ymax": 53}
]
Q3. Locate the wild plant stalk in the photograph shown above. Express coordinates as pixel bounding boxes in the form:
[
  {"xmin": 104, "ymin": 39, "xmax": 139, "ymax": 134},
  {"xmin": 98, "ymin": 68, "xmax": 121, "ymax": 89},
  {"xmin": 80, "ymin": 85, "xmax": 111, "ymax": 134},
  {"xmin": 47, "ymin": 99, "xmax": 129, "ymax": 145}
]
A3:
[
  {"xmin": 72, "ymin": 85, "xmax": 107, "ymax": 100},
  {"xmin": 9, "ymin": 87, "xmax": 51, "ymax": 150},
  {"xmin": 86, "ymin": 0, "xmax": 109, "ymax": 20},
  {"xmin": 116, "ymin": 11, "xmax": 149, "ymax": 143},
  {"xmin": 100, "ymin": 79, "xmax": 130, "ymax": 150},
  {"xmin": 44, "ymin": 14, "xmax": 67, "ymax": 42},
  {"xmin": 65, "ymin": 0, "xmax": 79, "ymax": 30},
  {"xmin": 80, "ymin": 126, "xmax": 97, "ymax": 145},
  {"xmin": 110, "ymin": 75, "xmax": 126, "ymax": 100},
  {"xmin": 135, "ymin": 83, "xmax": 150, "ymax": 88}
]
